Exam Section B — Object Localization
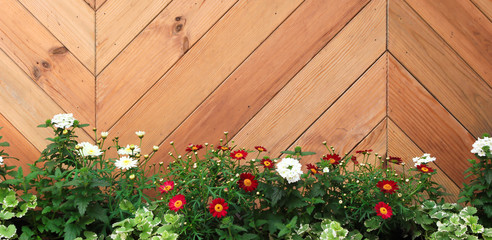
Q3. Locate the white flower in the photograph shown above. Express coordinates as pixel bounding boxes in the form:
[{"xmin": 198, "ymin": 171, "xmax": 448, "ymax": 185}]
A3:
[
  {"xmin": 117, "ymin": 144, "xmax": 141, "ymax": 155},
  {"xmin": 115, "ymin": 156, "xmax": 138, "ymax": 170},
  {"xmin": 51, "ymin": 113, "xmax": 75, "ymax": 129},
  {"xmin": 471, "ymin": 136, "xmax": 491, "ymax": 157},
  {"xmin": 276, "ymin": 158, "xmax": 303, "ymax": 184},
  {"xmin": 135, "ymin": 131, "xmax": 145, "ymax": 137},
  {"xmin": 0, "ymin": 157, "xmax": 3, "ymax": 165},
  {"xmin": 323, "ymin": 167, "xmax": 329, "ymax": 173},
  {"xmin": 101, "ymin": 132, "xmax": 109, "ymax": 138},
  {"xmin": 412, "ymin": 153, "xmax": 436, "ymax": 167},
  {"xmin": 76, "ymin": 142, "xmax": 102, "ymax": 157}
]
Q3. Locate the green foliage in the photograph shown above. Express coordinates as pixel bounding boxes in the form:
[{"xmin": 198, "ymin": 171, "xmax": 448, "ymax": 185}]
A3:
[{"xmin": 0, "ymin": 188, "xmax": 37, "ymax": 239}]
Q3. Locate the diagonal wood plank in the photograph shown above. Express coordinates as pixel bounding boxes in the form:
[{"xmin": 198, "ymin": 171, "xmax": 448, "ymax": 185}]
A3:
[
  {"xmin": 0, "ymin": 0, "xmax": 95, "ymax": 127},
  {"xmin": 287, "ymin": 53, "xmax": 387, "ymax": 164},
  {"xmin": 387, "ymin": 119, "xmax": 460, "ymax": 202},
  {"xmin": 97, "ymin": 0, "xmax": 238, "ymax": 129},
  {"xmin": 405, "ymin": 0, "xmax": 492, "ymax": 85},
  {"xmin": 155, "ymin": 0, "xmax": 376, "ymax": 159},
  {"xmin": 96, "ymin": 0, "xmax": 172, "ymax": 73},
  {"xmin": 20, "ymin": 0, "xmax": 95, "ymax": 73},
  {"xmin": 105, "ymin": 0, "xmax": 304, "ymax": 146},
  {"xmin": 388, "ymin": 54, "xmax": 475, "ymax": 186},
  {"xmin": 83, "ymin": 0, "xmax": 95, "ymax": 10},
  {"xmin": 471, "ymin": 0, "xmax": 492, "ymax": 20},
  {"xmin": 388, "ymin": 0, "xmax": 492, "ymax": 137},
  {"xmin": 0, "ymin": 49, "xmax": 91, "ymax": 152},
  {"xmin": 345, "ymin": 118, "xmax": 387, "ymax": 168},
  {"xmin": 95, "ymin": 0, "xmax": 108, "ymax": 10}
]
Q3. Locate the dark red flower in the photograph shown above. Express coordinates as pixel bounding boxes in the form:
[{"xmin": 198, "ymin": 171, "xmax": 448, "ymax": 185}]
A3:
[
  {"xmin": 186, "ymin": 144, "xmax": 203, "ymax": 152},
  {"xmin": 230, "ymin": 150, "xmax": 247, "ymax": 160},
  {"xmin": 254, "ymin": 146, "xmax": 267, "ymax": 152},
  {"xmin": 217, "ymin": 145, "xmax": 229, "ymax": 151},
  {"xmin": 237, "ymin": 173, "xmax": 258, "ymax": 192},
  {"xmin": 350, "ymin": 156, "xmax": 359, "ymax": 164},
  {"xmin": 356, "ymin": 149, "xmax": 373, "ymax": 154},
  {"xmin": 159, "ymin": 181, "xmax": 174, "ymax": 194},
  {"xmin": 209, "ymin": 198, "xmax": 229, "ymax": 218},
  {"xmin": 375, "ymin": 202, "xmax": 393, "ymax": 219},
  {"xmin": 169, "ymin": 194, "xmax": 186, "ymax": 212},
  {"xmin": 323, "ymin": 154, "xmax": 341, "ymax": 165},
  {"xmin": 417, "ymin": 164, "xmax": 434, "ymax": 173},
  {"xmin": 388, "ymin": 156, "xmax": 403, "ymax": 165},
  {"xmin": 376, "ymin": 180, "xmax": 399, "ymax": 194},
  {"xmin": 306, "ymin": 163, "xmax": 320, "ymax": 175},
  {"xmin": 261, "ymin": 157, "xmax": 274, "ymax": 169}
]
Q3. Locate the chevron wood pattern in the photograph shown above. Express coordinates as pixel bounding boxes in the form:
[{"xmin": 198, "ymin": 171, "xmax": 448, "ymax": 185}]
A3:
[{"xmin": 0, "ymin": 0, "xmax": 490, "ymax": 199}]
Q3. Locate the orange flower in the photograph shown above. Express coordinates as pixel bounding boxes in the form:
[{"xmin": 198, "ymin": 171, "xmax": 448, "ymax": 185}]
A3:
[
  {"xmin": 254, "ymin": 146, "xmax": 267, "ymax": 152},
  {"xmin": 417, "ymin": 164, "xmax": 434, "ymax": 173},
  {"xmin": 185, "ymin": 144, "xmax": 203, "ymax": 152},
  {"xmin": 375, "ymin": 202, "xmax": 393, "ymax": 219},
  {"xmin": 323, "ymin": 154, "xmax": 341, "ymax": 165},
  {"xmin": 261, "ymin": 158, "xmax": 274, "ymax": 169},
  {"xmin": 209, "ymin": 198, "xmax": 229, "ymax": 218},
  {"xmin": 159, "ymin": 181, "xmax": 174, "ymax": 194},
  {"xmin": 230, "ymin": 150, "xmax": 247, "ymax": 160},
  {"xmin": 169, "ymin": 194, "xmax": 186, "ymax": 212},
  {"xmin": 237, "ymin": 173, "xmax": 258, "ymax": 192},
  {"xmin": 306, "ymin": 163, "xmax": 320, "ymax": 175},
  {"xmin": 376, "ymin": 180, "xmax": 399, "ymax": 194}
]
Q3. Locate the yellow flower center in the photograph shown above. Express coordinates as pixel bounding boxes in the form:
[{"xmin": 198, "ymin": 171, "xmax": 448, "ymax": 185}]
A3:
[
  {"xmin": 310, "ymin": 169, "xmax": 317, "ymax": 174},
  {"xmin": 421, "ymin": 167, "xmax": 429, "ymax": 172},
  {"xmin": 164, "ymin": 185, "xmax": 172, "ymax": 191},
  {"xmin": 122, "ymin": 160, "xmax": 131, "ymax": 165},
  {"xmin": 192, "ymin": 146, "xmax": 198, "ymax": 150},
  {"xmin": 329, "ymin": 158, "xmax": 335, "ymax": 164},
  {"xmin": 235, "ymin": 153, "xmax": 243, "ymax": 158},
  {"xmin": 174, "ymin": 200, "xmax": 182, "ymax": 208},
  {"xmin": 214, "ymin": 204, "xmax": 223, "ymax": 212},
  {"xmin": 244, "ymin": 179, "xmax": 252, "ymax": 187},
  {"xmin": 383, "ymin": 184, "xmax": 392, "ymax": 190},
  {"xmin": 264, "ymin": 161, "xmax": 271, "ymax": 166},
  {"xmin": 221, "ymin": 147, "xmax": 228, "ymax": 150},
  {"xmin": 258, "ymin": 148, "xmax": 264, "ymax": 152},
  {"xmin": 380, "ymin": 207, "xmax": 387, "ymax": 214}
]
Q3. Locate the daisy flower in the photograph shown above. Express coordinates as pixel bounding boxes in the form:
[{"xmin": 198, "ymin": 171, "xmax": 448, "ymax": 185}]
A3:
[
  {"xmin": 323, "ymin": 154, "xmax": 341, "ymax": 165},
  {"xmin": 417, "ymin": 164, "xmax": 434, "ymax": 173},
  {"xmin": 388, "ymin": 156, "xmax": 402, "ymax": 165},
  {"xmin": 375, "ymin": 202, "xmax": 393, "ymax": 219},
  {"xmin": 209, "ymin": 198, "xmax": 229, "ymax": 218},
  {"xmin": 376, "ymin": 180, "xmax": 399, "ymax": 194},
  {"xmin": 237, "ymin": 173, "xmax": 258, "ymax": 192},
  {"xmin": 117, "ymin": 144, "xmax": 141, "ymax": 155},
  {"xmin": 230, "ymin": 150, "xmax": 247, "ymax": 160},
  {"xmin": 306, "ymin": 163, "xmax": 320, "ymax": 175},
  {"xmin": 260, "ymin": 157, "xmax": 274, "ymax": 169},
  {"xmin": 185, "ymin": 144, "xmax": 203, "ymax": 152},
  {"xmin": 471, "ymin": 136, "xmax": 492, "ymax": 157},
  {"xmin": 51, "ymin": 113, "xmax": 75, "ymax": 129},
  {"xmin": 76, "ymin": 142, "xmax": 103, "ymax": 157},
  {"xmin": 159, "ymin": 181, "xmax": 174, "ymax": 194},
  {"xmin": 254, "ymin": 146, "xmax": 267, "ymax": 152},
  {"xmin": 412, "ymin": 153, "xmax": 436, "ymax": 167},
  {"xmin": 115, "ymin": 156, "xmax": 138, "ymax": 170},
  {"xmin": 217, "ymin": 145, "xmax": 229, "ymax": 151},
  {"xmin": 169, "ymin": 194, "xmax": 186, "ymax": 212}
]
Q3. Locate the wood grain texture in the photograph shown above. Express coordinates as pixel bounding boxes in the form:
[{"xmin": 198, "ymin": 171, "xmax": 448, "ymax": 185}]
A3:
[
  {"xmin": 83, "ymin": 0, "xmax": 95, "ymax": 9},
  {"xmin": 388, "ymin": 55, "xmax": 475, "ymax": 186},
  {"xmin": 96, "ymin": 0, "xmax": 171, "ymax": 73},
  {"xmin": 20, "ymin": 0, "xmax": 95, "ymax": 73},
  {"xmin": 387, "ymin": 119, "xmax": 460, "ymax": 202},
  {"xmin": 405, "ymin": 0, "xmax": 492, "ymax": 85},
  {"xmin": 95, "ymin": 0, "xmax": 108, "ymax": 10},
  {"xmin": 231, "ymin": 0, "xmax": 385, "ymax": 159},
  {"xmin": 0, "ymin": 0, "xmax": 95, "ymax": 127},
  {"xmin": 347, "ymin": 118, "xmax": 387, "ymax": 167},
  {"xmin": 152, "ymin": 0, "xmax": 373, "ymax": 160},
  {"xmin": 97, "ymin": 0, "xmax": 238, "ymax": 130},
  {"xmin": 472, "ymin": 0, "xmax": 492, "ymax": 20},
  {"xmin": 0, "ymin": 113, "xmax": 40, "ymax": 174},
  {"xmin": 388, "ymin": 0, "xmax": 492, "ymax": 137},
  {"xmin": 287, "ymin": 54, "xmax": 387, "ymax": 164},
  {"xmin": 105, "ymin": 0, "xmax": 304, "ymax": 150}
]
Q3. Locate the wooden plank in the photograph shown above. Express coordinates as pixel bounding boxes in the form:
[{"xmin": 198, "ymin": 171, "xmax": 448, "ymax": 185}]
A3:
[
  {"xmin": 0, "ymin": 114, "xmax": 40, "ymax": 174},
  {"xmin": 0, "ymin": 0, "xmax": 95, "ymax": 127},
  {"xmin": 388, "ymin": 54, "xmax": 475, "ymax": 186},
  {"xmin": 471, "ymin": 0, "xmax": 492, "ymax": 20},
  {"xmin": 19, "ymin": 0, "xmax": 95, "ymax": 73},
  {"xmin": 96, "ymin": 0, "xmax": 172, "ymax": 73},
  {"xmin": 97, "ymin": 0, "xmax": 238, "ymax": 129},
  {"xmin": 388, "ymin": 0, "xmax": 492, "ymax": 137},
  {"xmin": 0, "ymin": 49, "xmax": 91, "ymax": 151},
  {"xmin": 148, "ymin": 0, "xmax": 373, "ymax": 162},
  {"xmin": 406, "ymin": 0, "xmax": 492, "ymax": 85},
  {"xmin": 285, "ymin": 54, "xmax": 387, "ymax": 165},
  {"xmin": 84, "ymin": 0, "xmax": 95, "ymax": 9},
  {"xmin": 95, "ymin": 0, "xmax": 108, "ymax": 10},
  {"xmin": 102, "ymin": 0, "xmax": 304, "ymax": 144},
  {"xmin": 387, "ymin": 119, "xmax": 460, "ymax": 202}
]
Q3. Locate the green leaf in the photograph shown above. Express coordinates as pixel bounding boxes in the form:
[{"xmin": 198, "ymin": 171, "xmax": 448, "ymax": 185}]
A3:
[
  {"xmin": 300, "ymin": 151, "xmax": 316, "ymax": 156},
  {"xmin": 460, "ymin": 206, "xmax": 478, "ymax": 217},
  {"xmin": 86, "ymin": 204, "xmax": 109, "ymax": 224},
  {"xmin": 271, "ymin": 187, "xmax": 284, "ymax": 206},
  {"xmin": 0, "ymin": 142, "xmax": 9, "ymax": 147},
  {"xmin": 64, "ymin": 224, "xmax": 82, "ymax": 240},
  {"xmin": 0, "ymin": 225, "xmax": 16, "ymax": 239},
  {"xmin": 239, "ymin": 233, "xmax": 258, "ymax": 240},
  {"xmin": 19, "ymin": 226, "xmax": 34, "ymax": 240},
  {"xmin": 364, "ymin": 216, "xmax": 382, "ymax": 232},
  {"xmin": 306, "ymin": 206, "xmax": 315, "ymax": 215},
  {"xmin": 75, "ymin": 197, "xmax": 91, "ymax": 215},
  {"xmin": 119, "ymin": 199, "xmax": 135, "ymax": 212}
]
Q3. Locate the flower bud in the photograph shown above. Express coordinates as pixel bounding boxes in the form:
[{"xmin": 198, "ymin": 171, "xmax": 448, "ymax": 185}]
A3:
[
  {"xmin": 93, "ymin": 128, "xmax": 97, "ymax": 132},
  {"xmin": 135, "ymin": 131, "xmax": 145, "ymax": 138},
  {"xmin": 168, "ymin": 152, "xmax": 173, "ymax": 156},
  {"xmin": 62, "ymin": 129, "xmax": 68, "ymax": 134},
  {"xmin": 129, "ymin": 174, "xmax": 135, "ymax": 180},
  {"xmin": 135, "ymin": 154, "xmax": 141, "ymax": 158},
  {"xmin": 101, "ymin": 132, "xmax": 109, "ymax": 138},
  {"xmin": 153, "ymin": 146, "xmax": 159, "ymax": 151},
  {"xmin": 129, "ymin": 145, "xmax": 135, "ymax": 150},
  {"xmin": 170, "ymin": 141, "xmax": 174, "ymax": 145},
  {"xmin": 204, "ymin": 143, "xmax": 208, "ymax": 146},
  {"xmin": 96, "ymin": 140, "xmax": 101, "ymax": 144},
  {"xmin": 75, "ymin": 145, "xmax": 82, "ymax": 150},
  {"xmin": 322, "ymin": 141, "xmax": 327, "ymax": 145},
  {"xmin": 144, "ymin": 154, "xmax": 149, "ymax": 159}
]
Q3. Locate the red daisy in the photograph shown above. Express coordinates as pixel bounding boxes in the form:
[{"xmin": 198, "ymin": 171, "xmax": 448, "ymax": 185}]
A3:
[
  {"xmin": 306, "ymin": 163, "xmax": 320, "ymax": 175},
  {"xmin": 323, "ymin": 154, "xmax": 341, "ymax": 165},
  {"xmin": 217, "ymin": 145, "xmax": 229, "ymax": 151},
  {"xmin": 230, "ymin": 150, "xmax": 247, "ymax": 160},
  {"xmin": 237, "ymin": 173, "xmax": 258, "ymax": 192},
  {"xmin": 388, "ymin": 156, "xmax": 403, "ymax": 165},
  {"xmin": 185, "ymin": 144, "xmax": 203, "ymax": 152},
  {"xmin": 376, "ymin": 180, "xmax": 399, "ymax": 194},
  {"xmin": 254, "ymin": 146, "xmax": 267, "ymax": 152},
  {"xmin": 209, "ymin": 198, "xmax": 229, "ymax": 218},
  {"xmin": 356, "ymin": 149, "xmax": 373, "ymax": 154},
  {"xmin": 261, "ymin": 157, "xmax": 274, "ymax": 169},
  {"xmin": 417, "ymin": 164, "xmax": 434, "ymax": 173},
  {"xmin": 375, "ymin": 202, "xmax": 393, "ymax": 219},
  {"xmin": 350, "ymin": 156, "xmax": 359, "ymax": 165},
  {"xmin": 169, "ymin": 194, "xmax": 186, "ymax": 212},
  {"xmin": 159, "ymin": 181, "xmax": 174, "ymax": 194}
]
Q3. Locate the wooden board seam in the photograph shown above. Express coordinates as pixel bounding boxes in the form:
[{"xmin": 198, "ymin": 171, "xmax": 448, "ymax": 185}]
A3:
[
  {"xmin": 470, "ymin": 0, "xmax": 492, "ymax": 22},
  {"xmin": 0, "ymin": 112, "xmax": 40, "ymax": 156}
]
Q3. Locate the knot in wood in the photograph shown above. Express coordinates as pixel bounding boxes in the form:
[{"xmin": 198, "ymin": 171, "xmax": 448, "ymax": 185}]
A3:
[{"xmin": 51, "ymin": 46, "xmax": 68, "ymax": 55}]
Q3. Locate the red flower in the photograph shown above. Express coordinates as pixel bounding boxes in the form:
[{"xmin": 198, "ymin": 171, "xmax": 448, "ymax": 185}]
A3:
[
  {"xmin": 376, "ymin": 180, "xmax": 399, "ymax": 194},
  {"xmin": 261, "ymin": 158, "xmax": 274, "ymax": 169},
  {"xmin": 230, "ymin": 150, "xmax": 247, "ymax": 160},
  {"xmin": 306, "ymin": 163, "xmax": 320, "ymax": 175},
  {"xmin": 323, "ymin": 154, "xmax": 341, "ymax": 165},
  {"xmin": 209, "ymin": 198, "xmax": 229, "ymax": 218},
  {"xmin": 255, "ymin": 146, "xmax": 267, "ymax": 152},
  {"xmin": 356, "ymin": 149, "xmax": 373, "ymax": 154},
  {"xmin": 159, "ymin": 181, "xmax": 174, "ymax": 194},
  {"xmin": 417, "ymin": 164, "xmax": 434, "ymax": 173},
  {"xmin": 375, "ymin": 202, "xmax": 393, "ymax": 219},
  {"xmin": 388, "ymin": 156, "xmax": 403, "ymax": 165},
  {"xmin": 217, "ymin": 145, "xmax": 229, "ymax": 151},
  {"xmin": 186, "ymin": 144, "xmax": 203, "ymax": 152},
  {"xmin": 237, "ymin": 173, "xmax": 258, "ymax": 192},
  {"xmin": 169, "ymin": 194, "xmax": 186, "ymax": 212},
  {"xmin": 350, "ymin": 156, "xmax": 359, "ymax": 165}
]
